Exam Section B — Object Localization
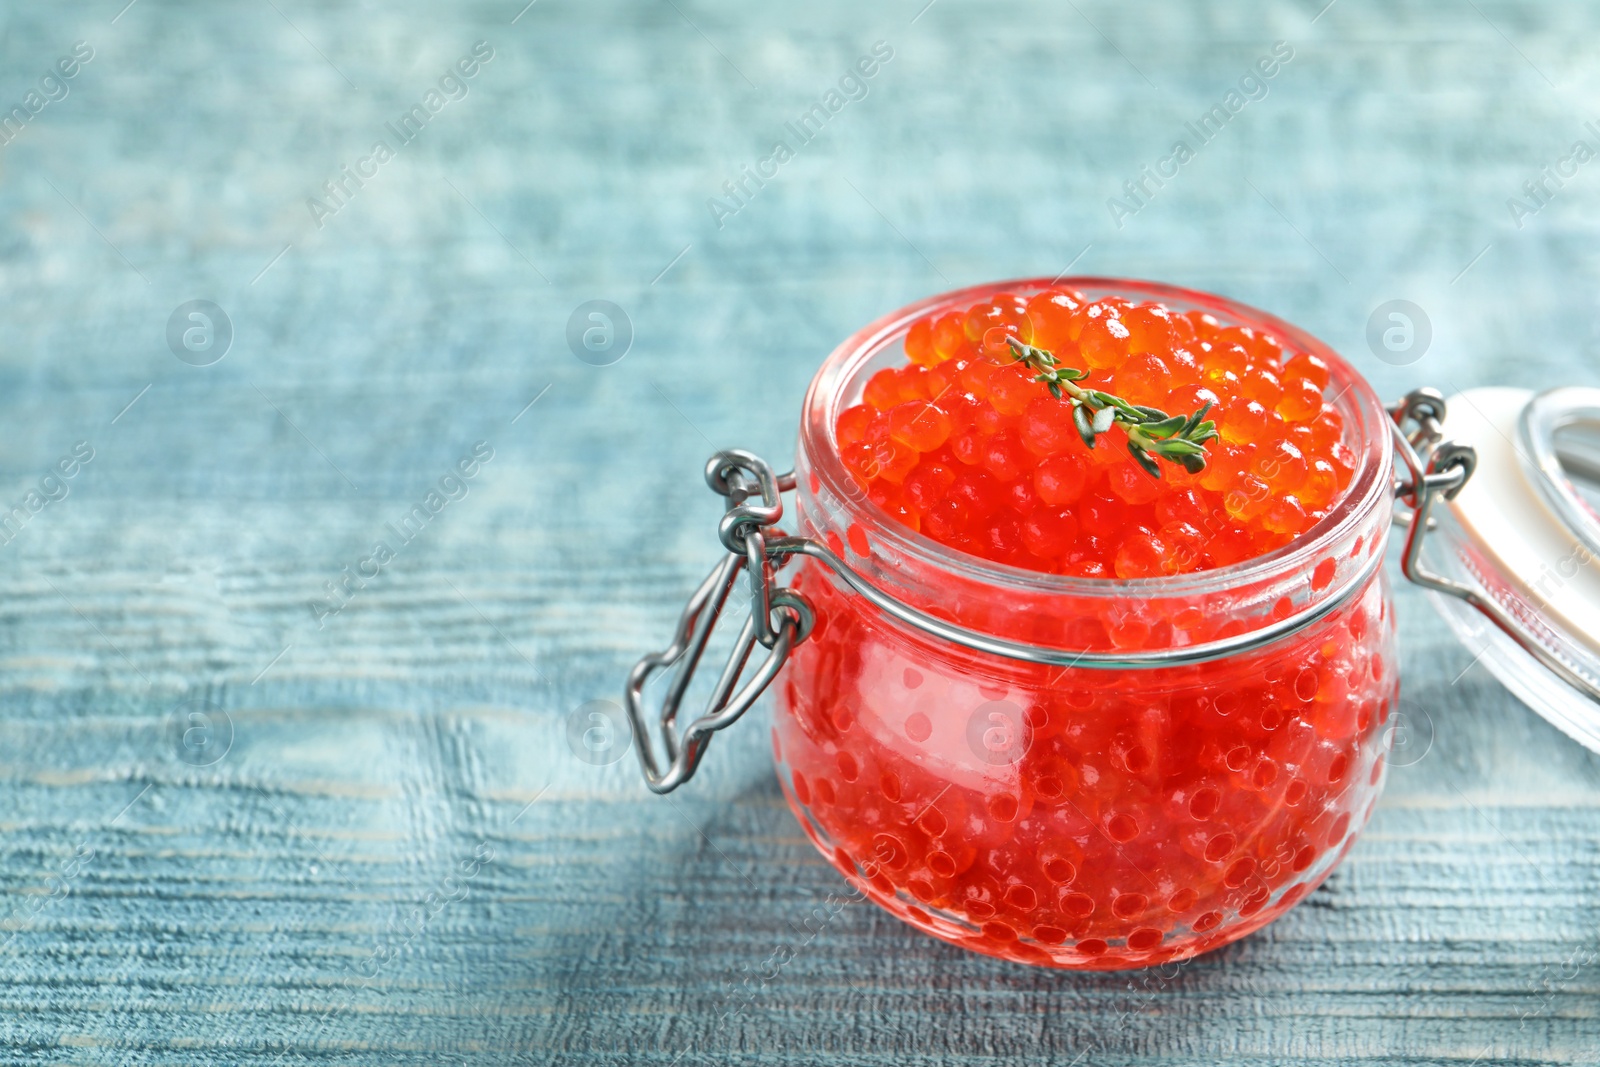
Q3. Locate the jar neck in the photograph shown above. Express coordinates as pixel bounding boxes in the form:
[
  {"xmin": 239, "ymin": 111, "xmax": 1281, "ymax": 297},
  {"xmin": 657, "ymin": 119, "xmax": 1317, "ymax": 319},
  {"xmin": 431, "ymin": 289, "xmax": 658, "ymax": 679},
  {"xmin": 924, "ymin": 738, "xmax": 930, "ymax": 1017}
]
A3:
[{"xmin": 793, "ymin": 278, "xmax": 1394, "ymax": 657}]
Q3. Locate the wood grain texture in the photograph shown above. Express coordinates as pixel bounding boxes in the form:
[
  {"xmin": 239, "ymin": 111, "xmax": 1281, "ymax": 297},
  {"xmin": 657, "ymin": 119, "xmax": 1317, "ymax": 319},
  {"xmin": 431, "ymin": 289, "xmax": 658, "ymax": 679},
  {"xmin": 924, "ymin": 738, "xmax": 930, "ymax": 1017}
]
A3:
[{"xmin": 0, "ymin": 0, "xmax": 1598, "ymax": 1063}]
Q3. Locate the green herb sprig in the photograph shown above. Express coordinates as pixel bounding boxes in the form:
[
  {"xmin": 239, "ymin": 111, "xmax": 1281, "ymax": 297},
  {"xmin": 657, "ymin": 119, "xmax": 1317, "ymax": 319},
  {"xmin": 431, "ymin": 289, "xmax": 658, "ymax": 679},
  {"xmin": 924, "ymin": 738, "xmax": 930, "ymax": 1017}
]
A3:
[{"xmin": 1006, "ymin": 336, "xmax": 1219, "ymax": 479}]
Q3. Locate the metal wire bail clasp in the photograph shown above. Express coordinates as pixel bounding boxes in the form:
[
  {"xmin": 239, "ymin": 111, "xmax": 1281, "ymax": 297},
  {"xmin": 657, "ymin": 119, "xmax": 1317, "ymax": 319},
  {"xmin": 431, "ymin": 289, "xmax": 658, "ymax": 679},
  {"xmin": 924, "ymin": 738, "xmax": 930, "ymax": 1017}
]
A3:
[
  {"xmin": 1388, "ymin": 388, "xmax": 1600, "ymax": 705},
  {"xmin": 623, "ymin": 449, "xmax": 815, "ymax": 794},
  {"xmin": 1388, "ymin": 388, "xmax": 1477, "ymax": 593}
]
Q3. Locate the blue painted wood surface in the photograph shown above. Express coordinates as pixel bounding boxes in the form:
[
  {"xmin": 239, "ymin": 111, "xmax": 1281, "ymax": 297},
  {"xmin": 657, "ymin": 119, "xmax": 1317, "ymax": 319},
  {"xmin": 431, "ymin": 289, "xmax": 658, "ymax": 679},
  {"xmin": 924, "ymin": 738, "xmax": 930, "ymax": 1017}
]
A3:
[{"xmin": 0, "ymin": 0, "xmax": 1598, "ymax": 1063}]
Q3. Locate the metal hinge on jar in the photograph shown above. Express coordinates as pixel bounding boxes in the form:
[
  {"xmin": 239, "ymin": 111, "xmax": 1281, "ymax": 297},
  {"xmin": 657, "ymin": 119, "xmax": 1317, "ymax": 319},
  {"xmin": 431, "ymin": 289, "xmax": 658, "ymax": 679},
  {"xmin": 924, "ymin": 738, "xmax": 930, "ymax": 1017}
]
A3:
[
  {"xmin": 622, "ymin": 452, "xmax": 815, "ymax": 794},
  {"xmin": 1391, "ymin": 387, "xmax": 1600, "ymax": 712}
]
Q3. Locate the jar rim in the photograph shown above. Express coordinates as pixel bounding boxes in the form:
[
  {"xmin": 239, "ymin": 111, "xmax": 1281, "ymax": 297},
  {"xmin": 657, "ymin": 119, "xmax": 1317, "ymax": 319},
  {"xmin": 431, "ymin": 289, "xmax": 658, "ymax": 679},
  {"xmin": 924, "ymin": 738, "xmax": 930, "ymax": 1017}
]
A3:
[{"xmin": 799, "ymin": 276, "xmax": 1393, "ymax": 600}]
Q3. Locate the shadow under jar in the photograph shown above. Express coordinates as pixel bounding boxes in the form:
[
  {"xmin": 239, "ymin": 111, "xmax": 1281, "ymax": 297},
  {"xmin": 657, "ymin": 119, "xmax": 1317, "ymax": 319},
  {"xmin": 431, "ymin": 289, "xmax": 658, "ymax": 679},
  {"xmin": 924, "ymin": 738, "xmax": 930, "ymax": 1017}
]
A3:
[{"xmin": 773, "ymin": 279, "xmax": 1397, "ymax": 970}]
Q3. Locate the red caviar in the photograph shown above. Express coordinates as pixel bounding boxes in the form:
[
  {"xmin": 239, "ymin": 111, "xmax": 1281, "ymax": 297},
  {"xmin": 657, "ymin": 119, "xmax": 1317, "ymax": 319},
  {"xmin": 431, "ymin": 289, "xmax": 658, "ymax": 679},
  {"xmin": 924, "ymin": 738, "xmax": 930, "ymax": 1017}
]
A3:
[
  {"xmin": 773, "ymin": 281, "xmax": 1396, "ymax": 970},
  {"xmin": 832, "ymin": 289, "xmax": 1352, "ymax": 577}
]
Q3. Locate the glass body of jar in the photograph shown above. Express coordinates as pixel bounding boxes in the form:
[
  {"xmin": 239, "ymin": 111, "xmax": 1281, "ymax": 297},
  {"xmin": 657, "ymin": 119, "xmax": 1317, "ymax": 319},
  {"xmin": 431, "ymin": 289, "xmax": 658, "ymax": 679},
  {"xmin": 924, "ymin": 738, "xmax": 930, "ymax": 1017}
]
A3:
[{"xmin": 771, "ymin": 279, "xmax": 1397, "ymax": 970}]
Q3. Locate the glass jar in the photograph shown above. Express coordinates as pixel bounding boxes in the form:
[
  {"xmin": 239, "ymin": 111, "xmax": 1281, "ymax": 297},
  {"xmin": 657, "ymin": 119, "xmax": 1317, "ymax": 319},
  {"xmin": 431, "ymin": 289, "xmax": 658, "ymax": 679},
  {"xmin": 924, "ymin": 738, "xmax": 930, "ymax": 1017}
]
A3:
[
  {"xmin": 771, "ymin": 278, "xmax": 1397, "ymax": 969},
  {"xmin": 625, "ymin": 275, "xmax": 1600, "ymax": 972}
]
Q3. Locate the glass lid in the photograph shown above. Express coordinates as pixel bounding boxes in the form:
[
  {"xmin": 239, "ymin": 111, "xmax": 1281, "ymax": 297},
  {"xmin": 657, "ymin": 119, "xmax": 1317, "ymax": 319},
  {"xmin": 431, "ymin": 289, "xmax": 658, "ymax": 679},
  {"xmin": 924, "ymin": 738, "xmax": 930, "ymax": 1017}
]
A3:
[{"xmin": 1416, "ymin": 386, "xmax": 1600, "ymax": 753}]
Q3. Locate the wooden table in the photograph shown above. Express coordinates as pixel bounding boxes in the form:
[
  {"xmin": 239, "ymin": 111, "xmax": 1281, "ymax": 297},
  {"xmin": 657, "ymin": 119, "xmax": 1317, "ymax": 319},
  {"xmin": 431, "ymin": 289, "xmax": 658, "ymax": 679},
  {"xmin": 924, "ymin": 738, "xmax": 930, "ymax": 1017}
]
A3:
[{"xmin": 0, "ymin": 0, "xmax": 1596, "ymax": 1062}]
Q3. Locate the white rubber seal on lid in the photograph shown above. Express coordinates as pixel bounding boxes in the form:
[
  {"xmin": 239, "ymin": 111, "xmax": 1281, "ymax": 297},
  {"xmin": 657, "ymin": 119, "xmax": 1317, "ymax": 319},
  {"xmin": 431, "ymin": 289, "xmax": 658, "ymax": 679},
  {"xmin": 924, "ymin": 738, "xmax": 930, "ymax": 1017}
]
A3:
[
  {"xmin": 1428, "ymin": 387, "xmax": 1600, "ymax": 752},
  {"xmin": 1447, "ymin": 388, "xmax": 1600, "ymax": 653}
]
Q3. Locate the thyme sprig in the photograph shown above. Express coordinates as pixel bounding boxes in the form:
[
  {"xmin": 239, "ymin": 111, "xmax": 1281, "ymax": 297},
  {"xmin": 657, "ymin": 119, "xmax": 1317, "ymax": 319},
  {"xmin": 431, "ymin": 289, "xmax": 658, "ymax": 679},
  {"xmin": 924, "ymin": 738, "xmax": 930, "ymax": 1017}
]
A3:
[{"xmin": 1006, "ymin": 336, "xmax": 1219, "ymax": 479}]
